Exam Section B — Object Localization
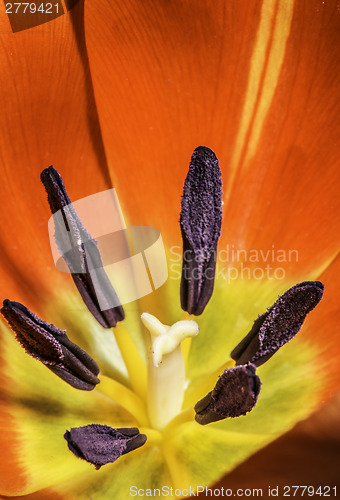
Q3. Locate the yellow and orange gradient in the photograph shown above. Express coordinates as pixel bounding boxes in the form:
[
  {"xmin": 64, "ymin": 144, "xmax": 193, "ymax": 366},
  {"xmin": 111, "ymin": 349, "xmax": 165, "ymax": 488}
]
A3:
[{"xmin": 0, "ymin": 0, "xmax": 339, "ymax": 498}]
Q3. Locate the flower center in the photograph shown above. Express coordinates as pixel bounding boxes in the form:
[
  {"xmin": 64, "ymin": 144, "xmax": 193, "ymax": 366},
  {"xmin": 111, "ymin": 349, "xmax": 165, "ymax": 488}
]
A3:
[{"xmin": 141, "ymin": 313, "xmax": 199, "ymax": 430}]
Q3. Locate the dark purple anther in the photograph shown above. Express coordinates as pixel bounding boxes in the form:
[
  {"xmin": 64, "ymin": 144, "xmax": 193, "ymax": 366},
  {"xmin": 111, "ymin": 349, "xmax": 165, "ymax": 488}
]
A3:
[
  {"xmin": 40, "ymin": 166, "xmax": 124, "ymax": 328},
  {"xmin": 195, "ymin": 364, "xmax": 261, "ymax": 425},
  {"xmin": 231, "ymin": 281, "xmax": 324, "ymax": 367},
  {"xmin": 64, "ymin": 424, "xmax": 147, "ymax": 469},
  {"xmin": 180, "ymin": 147, "xmax": 223, "ymax": 315},
  {"xmin": 1, "ymin": 300, "xmax": 100, "ymax": 391}
]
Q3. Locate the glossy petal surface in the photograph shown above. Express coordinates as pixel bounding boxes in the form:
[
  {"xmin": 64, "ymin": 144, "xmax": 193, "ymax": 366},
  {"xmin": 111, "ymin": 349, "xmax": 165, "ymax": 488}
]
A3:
[
  {"xmin": 0, "ymin": 2, "xmax": 110, "ymax": 308},
  {"xmin": 85, "ymin": 0, "xmax": 340, "ymax": 278}
]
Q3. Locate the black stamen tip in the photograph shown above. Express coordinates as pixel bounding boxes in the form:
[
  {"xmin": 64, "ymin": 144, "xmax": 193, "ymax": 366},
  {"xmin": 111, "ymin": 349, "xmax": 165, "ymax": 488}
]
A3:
[
  {"xmin": 40, "ymin": 166, "xmax": 72, "ymax": 214},
  {"xmin": 231, "ymin": 281, "xmax": 324, "ymax": 367},
  {"xmin": 64, "ymin": 424, "xmax": 147, "ymax": 469},
  {"xmin": 180, "ymin": 146, "xmax": 223, "ymax": 315},
  {"xmin": 195, "ymin": 364, "xmax": 261, "ymax": 425},
  {"xmin": 40, "ymin": 166, "xmax": 125, "ymax": 328},
  {"xmin": 1, "ymin": 299, "xmax": 65, "ymax": 363},
  {"xmin": 1, "ymin": 299, "xmax": 100, "ymax": 391}
]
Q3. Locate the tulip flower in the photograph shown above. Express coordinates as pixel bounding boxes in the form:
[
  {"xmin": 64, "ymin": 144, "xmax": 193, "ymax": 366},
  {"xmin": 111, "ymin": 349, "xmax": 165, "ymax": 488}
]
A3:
[{"xmin": 0, "ymin": 0, "xmax": 339, "ymax": 499}]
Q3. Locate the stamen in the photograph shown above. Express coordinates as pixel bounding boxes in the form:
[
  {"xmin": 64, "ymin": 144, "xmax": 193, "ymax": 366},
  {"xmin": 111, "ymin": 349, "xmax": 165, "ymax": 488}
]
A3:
[
  {"xmin": 40, "ymin": 166, "xmax": 124, "ymax": 328},
  {"xmin": 64, "ymin": 424, "xmax": 147, "ymax": 469},
  {"xmin": 1, "ymin": 299, "xmax": 100, "ymax": 391},
  {"xmin": 231, "ymin": 281, "xmax": 324, "ymax": 367},
  {"xmin": 194, "ymin": 364, "xmax": 261, "ymax": 425},
  {"xmin": 180, "ymin": 146, "xmax": 223, "ymax": 315}
]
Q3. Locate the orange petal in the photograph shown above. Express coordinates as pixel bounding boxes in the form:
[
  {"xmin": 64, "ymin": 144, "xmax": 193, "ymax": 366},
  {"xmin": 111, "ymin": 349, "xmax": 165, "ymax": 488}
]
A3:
[
  {"xmin": 0, "ymin": 318, "xmax": 136, "ymax": 496},
  {"xmin": 84, "ymin": 0, "xmax": 264, "ymax": 246},
  {"xmin": 0, "ymin": 3, "xmax": 111, "ymax": 307},
  {"xmin": 85, "ymin": 0, "xmax": 339, "ymax": 277},
  {"xmin": 223, "ymin": 1, "xmax": 340, "ymax": 278},
  {"xmin": 0, "ymin": 488, "xmax": 67, "ymax": 500},
  {"xmin": 302, "ymin": 254, "xmax": 340, "ymax": 401},
  {"xmin": 216, "ymin": 393, "xmax": 340, "ymax": 492},
  {"xmin": 0, "ymin": 405, "xmax": 27, "ymax": 494},
  {"xmin": 0, "ymin": 317, "xmax": 27, "ymax": 494}
]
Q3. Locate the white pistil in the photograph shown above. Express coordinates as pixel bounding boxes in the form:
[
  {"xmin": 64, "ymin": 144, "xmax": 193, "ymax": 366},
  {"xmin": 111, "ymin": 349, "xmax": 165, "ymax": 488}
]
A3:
[{"xmin": 141, "ymin": 312, "xmax": 199, "ymax": 430}]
